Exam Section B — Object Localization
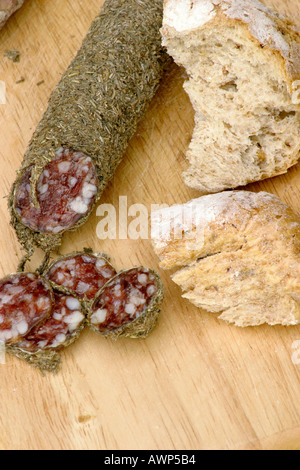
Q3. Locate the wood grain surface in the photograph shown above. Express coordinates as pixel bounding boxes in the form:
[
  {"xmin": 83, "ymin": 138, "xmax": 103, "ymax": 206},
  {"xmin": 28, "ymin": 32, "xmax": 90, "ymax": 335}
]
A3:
[{"xmin": 1, "ymin": 0, "xmax": 300, "ymax": 451}]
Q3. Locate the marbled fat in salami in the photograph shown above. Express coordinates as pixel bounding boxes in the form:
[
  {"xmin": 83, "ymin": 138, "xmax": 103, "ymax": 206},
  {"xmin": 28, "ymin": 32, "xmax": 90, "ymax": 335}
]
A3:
[
  {"xmin": 0, "ymin": 273, "xmax": 53, "ymax": 344},
  {"xmin": 16, "ymin": 292, "xmax": 85, "ymax": 352},
  {"xmin": 46, "ymin": 252, "xmax": 117, "ymax": 300},
  {"xmin": 13, "ymin": 148, "xmax": 98, "ymax": 234},
  {"xmin": 89, "ymin": 267, "xmax": 161, "ymax": 335}
]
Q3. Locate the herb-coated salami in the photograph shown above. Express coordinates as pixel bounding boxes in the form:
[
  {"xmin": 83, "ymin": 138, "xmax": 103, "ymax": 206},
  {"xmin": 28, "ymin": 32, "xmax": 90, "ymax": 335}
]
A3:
[
  {"xmin": 14, "ymin": 148, "xmax": 98, "ymax": 234},
  {"xmin": 0, "ymin": 273, "xmax": 53, "ymax": 344},
  {"xmin": 45, "ymin": 252, "xmax": 117, "ymax": 300},
  {"xmin": 88, "ymin": 267, "xmax": 164, "ymax": 339},
  {"xmin": 15, "ymin": 292, "xmax": 85, "ymax": 353},
  {"xmin": 9, "ymin": 0, "xmax": 171, "ymax": 257}
]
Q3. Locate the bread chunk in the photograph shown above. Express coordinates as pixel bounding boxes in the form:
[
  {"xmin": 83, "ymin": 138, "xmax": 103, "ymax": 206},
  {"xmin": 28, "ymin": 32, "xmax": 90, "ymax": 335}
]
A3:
[
  {"xmin": 0, "ymin": 1, "xmax": 24, "ymax": 30},
  {"xmin": 151, "ymin": 191, "xmax": 300, "ymax": 326},
  {"xmin": 161, "ymin": 0, "xmax": 300, "ymax": 193}
]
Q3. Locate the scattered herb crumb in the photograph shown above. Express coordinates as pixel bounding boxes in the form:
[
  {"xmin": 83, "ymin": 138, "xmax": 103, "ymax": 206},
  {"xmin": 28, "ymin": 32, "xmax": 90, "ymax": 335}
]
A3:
[
  {"xmin": 78, "ymin": 414, "xmax": 92, "ymax": 424},
  {"xmin": 5, "ymin": 50, "xmax": 21, "ymax": 63},
  {"xmin": 16, "ymin": 76, "xmax": 25, "ymax": 84},
  {"xmin": 37, "ymin": 80, "xmax": 45, "ymax": 87}
]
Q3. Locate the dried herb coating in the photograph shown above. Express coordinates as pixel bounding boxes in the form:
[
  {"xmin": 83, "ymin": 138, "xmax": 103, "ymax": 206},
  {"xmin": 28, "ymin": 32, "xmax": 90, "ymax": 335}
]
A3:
[
  {"xmin": 9, "ymin": 0, "xmax": 171, "ymax": 256},
  {"xmin": 88, "ymin": 267, "xmax": 164, "ymax": 340},
  {"xmin": 6, "ymin": 345, "xmax": 62, "ymax": 374}
]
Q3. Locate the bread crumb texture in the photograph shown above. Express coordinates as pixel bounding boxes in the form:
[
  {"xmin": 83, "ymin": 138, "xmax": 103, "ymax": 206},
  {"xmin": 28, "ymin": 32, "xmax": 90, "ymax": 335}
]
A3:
[
  {"xmin": 151, "ymin": 191, "xmax": 300, "ymax": 326},
  {"xmin": 162, "ymin": 0, "xmax": 300, "ymax": 193}
]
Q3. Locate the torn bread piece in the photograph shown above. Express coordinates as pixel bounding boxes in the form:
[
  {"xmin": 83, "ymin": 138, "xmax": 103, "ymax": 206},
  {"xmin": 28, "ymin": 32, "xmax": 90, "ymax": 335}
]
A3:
[
  {"xmin": 161, "ymin": 0, "xmax": 300, "ymax": 193},
  {"xmin": 151, "ymin": 190, "xmax": 300, "ymax": 326},
  {"xmin": 0, "ymin": 1, "xmax": 24, "ymax": 30}
]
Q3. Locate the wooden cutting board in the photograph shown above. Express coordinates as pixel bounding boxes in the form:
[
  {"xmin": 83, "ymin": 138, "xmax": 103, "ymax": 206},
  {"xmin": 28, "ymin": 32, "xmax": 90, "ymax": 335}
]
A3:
[{"xmin": 1, "ymin": 0, "xmax": 300, "ymax": 451}]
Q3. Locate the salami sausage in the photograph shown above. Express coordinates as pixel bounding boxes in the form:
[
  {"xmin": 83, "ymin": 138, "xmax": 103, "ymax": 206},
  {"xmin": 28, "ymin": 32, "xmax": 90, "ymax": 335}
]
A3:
[
  {"xmin": 13, "ymin": 149, "xmax": 98, "ymax": 234},
  {"xmin": 45, "ymin": 252, "xmax": 117, "ymax": 300},
  {"xmin": 88, "ymin": 267, "xmax": 164, "ymax": 339},
  {"xmin": 9, "ymin": 0, "xmax": 171, "ymax": 256},
  {"xmin": 9, "ymin": 288, "xmax": 86, "ymax": 373},
  {"xmin": 15, "ymin": 292, "xmax": 85, "ymax": 353},
  {"xmin": 0, "ymin": 273, "xmax": 53, "ymax": 344}
]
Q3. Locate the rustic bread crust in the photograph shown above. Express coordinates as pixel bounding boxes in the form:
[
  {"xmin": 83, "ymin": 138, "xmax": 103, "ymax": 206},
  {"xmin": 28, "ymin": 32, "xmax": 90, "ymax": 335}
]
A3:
[
  {"xmin": 162, "ymin": 0, "xmax": 300, "ymax": 88},
  {"xmin": 0, "ymin": 0, "xmax": 24, "ymax": 30},
  {"xmin": 151, "ymin": 191, "xmax": 300, "ymax": 327},
  {"xmin": 161, "ymin": 0, "xmax": 300, "ymax": 194}
]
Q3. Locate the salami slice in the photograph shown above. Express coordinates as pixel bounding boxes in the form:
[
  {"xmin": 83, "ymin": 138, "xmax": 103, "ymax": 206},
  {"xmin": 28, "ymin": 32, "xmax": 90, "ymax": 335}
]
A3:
[
  {"xmin": 0, "ymin": 273, "xmax": 53, "ymax": 344},
  {"xmin": 88, "ymin": 267, "xmax": 164, "ymax": 339},
  {"xmin": 45, "ymin": 252, "xmax": 117, "ymax": 300},
  {"xmin": 13, "ymin": 148, "xmax": 98, "ymax": 234},
  {"xmin": 15, "ymin": 292, "xmax": 85, "ymax": 353}
]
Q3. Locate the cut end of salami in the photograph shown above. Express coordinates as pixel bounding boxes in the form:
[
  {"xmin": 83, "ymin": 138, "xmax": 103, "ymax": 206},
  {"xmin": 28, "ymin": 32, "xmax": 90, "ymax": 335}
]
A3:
[
  {"xmin": 13, "ymin": 148, "xmax": 98, "ymax": 234},
  {"xmin": 45, "ymin": 252, "xmax": 117, "ymax": 300},
  {"xmin": 88, "ymin": 267, "xmax": 164, "ymax": 339},
  {"xmin": 15, "ymin": 291, "xmax": 85, "ymax": 353},
  {"xmin": 0, "ymin": 273, "xmax": 53, "ymax": 345}
]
